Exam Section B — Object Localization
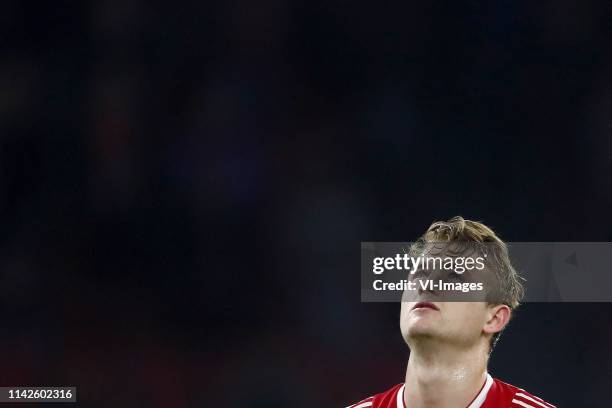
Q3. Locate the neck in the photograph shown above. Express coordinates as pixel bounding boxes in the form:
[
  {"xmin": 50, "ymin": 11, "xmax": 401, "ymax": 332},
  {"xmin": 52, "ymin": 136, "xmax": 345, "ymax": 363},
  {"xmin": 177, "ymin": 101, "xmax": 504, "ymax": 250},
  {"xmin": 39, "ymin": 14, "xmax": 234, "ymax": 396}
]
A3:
[{"xmin": 404, "ymin": 340, "xmax": 488, "ymax": 408}]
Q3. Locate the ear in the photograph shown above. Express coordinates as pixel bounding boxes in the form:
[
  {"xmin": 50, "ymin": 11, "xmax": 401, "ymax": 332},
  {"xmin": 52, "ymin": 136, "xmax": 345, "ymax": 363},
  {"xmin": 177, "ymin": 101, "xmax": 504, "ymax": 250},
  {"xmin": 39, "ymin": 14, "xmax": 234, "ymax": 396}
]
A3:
[{"xmin": 483, "ymin": 304, "xmax": 511, "ymax": 336}]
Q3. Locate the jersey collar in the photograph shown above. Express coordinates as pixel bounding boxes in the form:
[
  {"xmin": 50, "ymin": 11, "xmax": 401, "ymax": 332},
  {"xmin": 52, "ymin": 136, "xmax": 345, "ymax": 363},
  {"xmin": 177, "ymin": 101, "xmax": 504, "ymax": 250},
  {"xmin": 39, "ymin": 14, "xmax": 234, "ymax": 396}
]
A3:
[{"xmin": 396, "ymin": 373, "xmax": 493, "ymax": 408}]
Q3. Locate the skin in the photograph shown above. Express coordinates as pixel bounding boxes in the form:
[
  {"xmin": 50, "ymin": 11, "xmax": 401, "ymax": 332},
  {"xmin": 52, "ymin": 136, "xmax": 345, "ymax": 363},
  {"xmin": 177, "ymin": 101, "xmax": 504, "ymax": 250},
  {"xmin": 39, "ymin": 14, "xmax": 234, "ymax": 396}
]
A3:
[{"xmin": 399, "ymin": 300, "xmax": 511, "ymax": 408}]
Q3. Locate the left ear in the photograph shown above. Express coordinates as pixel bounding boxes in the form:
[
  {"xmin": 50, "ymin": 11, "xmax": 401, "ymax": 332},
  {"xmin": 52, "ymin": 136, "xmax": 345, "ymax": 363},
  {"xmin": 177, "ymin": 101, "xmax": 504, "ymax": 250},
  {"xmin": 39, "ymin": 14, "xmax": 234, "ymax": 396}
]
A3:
[{"xmin": 483, "ymin": 304, "xmax": 512, "ymax": 336}]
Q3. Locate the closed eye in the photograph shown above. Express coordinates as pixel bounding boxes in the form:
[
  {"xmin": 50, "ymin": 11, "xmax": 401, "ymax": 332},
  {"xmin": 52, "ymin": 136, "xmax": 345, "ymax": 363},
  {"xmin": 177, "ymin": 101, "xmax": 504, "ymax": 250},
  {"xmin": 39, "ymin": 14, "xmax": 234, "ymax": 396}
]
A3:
[
  {"xmin": 411, "ymin": 269, "xmax": 430, "ymax": 280},
  {"xmin": 447, "ymin": 271, "xmax": 464, "ymax": 281}
]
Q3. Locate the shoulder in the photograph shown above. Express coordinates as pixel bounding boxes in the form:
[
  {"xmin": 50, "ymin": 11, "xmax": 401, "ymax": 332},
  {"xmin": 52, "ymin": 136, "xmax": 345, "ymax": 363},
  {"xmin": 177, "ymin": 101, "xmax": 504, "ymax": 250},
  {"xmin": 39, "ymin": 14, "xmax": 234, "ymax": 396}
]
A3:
[
  {"xmin": 489, "ymin": 377, "xmax": 556, "ymax": 408},
  {"xmin": 345, "ymin": 383, "xmax": 403, "ymax": 408}
]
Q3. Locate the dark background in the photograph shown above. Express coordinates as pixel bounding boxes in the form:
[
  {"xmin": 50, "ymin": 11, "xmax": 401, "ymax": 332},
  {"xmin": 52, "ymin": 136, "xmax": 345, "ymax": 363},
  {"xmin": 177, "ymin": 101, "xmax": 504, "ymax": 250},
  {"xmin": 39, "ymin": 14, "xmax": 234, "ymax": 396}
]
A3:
[{"xmin": 1, "ymin": 1, "xmax": 612, "ymax": 406}]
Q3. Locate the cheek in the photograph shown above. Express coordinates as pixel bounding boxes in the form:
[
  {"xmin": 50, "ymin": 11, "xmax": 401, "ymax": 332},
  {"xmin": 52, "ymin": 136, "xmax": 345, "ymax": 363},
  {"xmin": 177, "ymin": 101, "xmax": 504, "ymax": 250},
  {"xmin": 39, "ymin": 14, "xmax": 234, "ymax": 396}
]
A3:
[
  {"xmin": 451, "ymin": 304, "xmax": 487, "ymax": 331},
  {"xmin": 444, "ymin": 302, "xmax": 483, "ymax": 330}
]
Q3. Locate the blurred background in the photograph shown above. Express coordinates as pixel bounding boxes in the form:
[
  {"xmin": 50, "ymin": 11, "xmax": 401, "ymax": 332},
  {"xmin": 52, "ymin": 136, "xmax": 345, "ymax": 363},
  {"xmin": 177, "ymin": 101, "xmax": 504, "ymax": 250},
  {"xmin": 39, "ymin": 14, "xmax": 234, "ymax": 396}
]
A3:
[{"xmin": 1, "ymin": 1, "xmax": 612, "ymax": 406}]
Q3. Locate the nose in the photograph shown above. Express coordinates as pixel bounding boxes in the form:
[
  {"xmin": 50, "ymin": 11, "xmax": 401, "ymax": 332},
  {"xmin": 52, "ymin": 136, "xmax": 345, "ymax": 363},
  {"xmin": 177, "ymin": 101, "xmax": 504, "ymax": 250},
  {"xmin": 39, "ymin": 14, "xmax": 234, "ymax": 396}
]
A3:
[
  {"xmin": 416, "ymin": 269, "xmax": 444, "ymax": 298},
  {"xmin": 417, "ymin": 285, "xmax": 437, "ymax": 297}
]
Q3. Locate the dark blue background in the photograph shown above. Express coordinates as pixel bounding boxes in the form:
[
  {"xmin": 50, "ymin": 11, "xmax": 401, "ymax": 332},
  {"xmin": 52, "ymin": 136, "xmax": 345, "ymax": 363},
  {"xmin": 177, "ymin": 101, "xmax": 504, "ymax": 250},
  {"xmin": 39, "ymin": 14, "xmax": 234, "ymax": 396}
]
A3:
[{"xmin": 1, "ymin": 1, "xmax": 611, "ymax": 406}]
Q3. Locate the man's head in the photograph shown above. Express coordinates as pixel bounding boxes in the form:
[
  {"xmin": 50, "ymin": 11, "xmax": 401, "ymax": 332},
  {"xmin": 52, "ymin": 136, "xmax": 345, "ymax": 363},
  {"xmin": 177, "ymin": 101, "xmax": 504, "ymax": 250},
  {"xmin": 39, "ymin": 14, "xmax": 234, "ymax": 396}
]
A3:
[{"xmin": 399, "ymin": 216, "xmax": 524, "ymax": 353}]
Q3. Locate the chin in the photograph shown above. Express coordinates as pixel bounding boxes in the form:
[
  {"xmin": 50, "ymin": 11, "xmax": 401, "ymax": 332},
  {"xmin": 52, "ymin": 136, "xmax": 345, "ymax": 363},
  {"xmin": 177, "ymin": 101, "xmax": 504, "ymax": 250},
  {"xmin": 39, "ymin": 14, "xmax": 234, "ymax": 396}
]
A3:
[{"xmin": 404, "ymin": 320, "xmax": 438, "ymax": 339}]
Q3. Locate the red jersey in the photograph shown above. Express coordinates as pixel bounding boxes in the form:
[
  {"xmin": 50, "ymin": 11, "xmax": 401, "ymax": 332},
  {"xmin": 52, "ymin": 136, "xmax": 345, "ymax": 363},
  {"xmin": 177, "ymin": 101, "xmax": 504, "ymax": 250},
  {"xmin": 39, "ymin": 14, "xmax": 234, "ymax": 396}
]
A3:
[{"xmin": 346, "ymin": 374, "xmax": 555, "ymax": 408}]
